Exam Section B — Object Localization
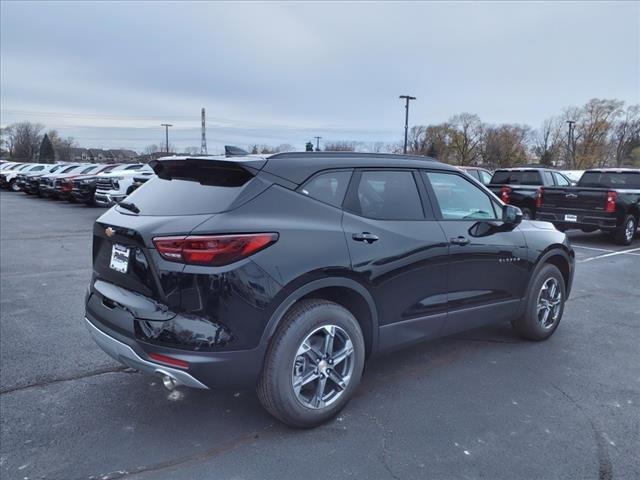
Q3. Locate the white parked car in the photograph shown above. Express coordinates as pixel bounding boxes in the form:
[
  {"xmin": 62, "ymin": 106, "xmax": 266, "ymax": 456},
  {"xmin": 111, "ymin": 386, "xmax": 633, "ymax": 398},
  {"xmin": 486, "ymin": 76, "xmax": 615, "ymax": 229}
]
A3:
[{"xmin": 94, "ymin": 164, "xmax": 154, "ymax": 206}]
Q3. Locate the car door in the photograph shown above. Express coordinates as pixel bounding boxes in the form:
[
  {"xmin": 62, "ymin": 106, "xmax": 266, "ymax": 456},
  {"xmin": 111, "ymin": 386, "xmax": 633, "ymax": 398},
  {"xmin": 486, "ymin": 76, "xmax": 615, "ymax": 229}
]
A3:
[
  {"xmin": 341, "ymin": 169, "xmax": 449, "ymax": 351},
  {"xmin": 422, "ymin": 170, "xmax": 529, "ymax": 336}
]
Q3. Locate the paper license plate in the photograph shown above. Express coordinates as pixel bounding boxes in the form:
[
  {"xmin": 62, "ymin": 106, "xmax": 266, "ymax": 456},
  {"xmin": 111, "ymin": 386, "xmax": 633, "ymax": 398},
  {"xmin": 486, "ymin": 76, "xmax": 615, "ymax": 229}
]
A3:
[
  {"xmin": 109, "ymin": 244, "xmax": 130, "ymax": 273},
  {"xmin": 564, "ymin": 214, "xmax": 578, "ymax": 222}
]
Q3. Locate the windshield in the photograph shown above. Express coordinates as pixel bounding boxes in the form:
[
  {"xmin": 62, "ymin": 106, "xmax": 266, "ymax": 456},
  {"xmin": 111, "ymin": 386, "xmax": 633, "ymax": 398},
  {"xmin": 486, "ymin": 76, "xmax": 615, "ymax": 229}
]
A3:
[
  {"xmin": 61, "ymin": 165, "xmax": 79, "ymax": 173},
  {"xmin": 490, "ymin": 170, "xmax": 542, "ymax": 185},
  {"xmin": 578, "ymin": 172, "xmax": 640, "ymax": 189}
]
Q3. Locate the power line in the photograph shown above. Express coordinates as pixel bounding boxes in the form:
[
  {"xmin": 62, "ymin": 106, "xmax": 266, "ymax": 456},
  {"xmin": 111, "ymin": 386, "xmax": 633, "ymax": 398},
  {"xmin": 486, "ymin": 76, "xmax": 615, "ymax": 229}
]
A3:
[{"xmin": 314, "ymin": 136, "xmax": 322, "ymax": 151}]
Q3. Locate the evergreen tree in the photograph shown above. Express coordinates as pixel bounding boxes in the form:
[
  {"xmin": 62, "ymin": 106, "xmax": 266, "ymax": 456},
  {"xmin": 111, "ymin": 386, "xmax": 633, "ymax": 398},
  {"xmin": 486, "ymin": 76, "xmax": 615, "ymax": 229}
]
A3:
[
  {"xmin": 305, "ymin": 141, "xmax": 314, "ymax": 152},
  {"xmin": 39, "ymin": 133, "xmax": 55, "ymax": 163}
]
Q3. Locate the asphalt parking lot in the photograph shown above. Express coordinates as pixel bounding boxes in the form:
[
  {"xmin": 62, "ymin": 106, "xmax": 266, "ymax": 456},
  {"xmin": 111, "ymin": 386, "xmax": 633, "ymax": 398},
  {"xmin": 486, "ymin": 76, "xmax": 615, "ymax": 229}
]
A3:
[{"xmin": 1, "ymin": 190, "xmax": 638, "ymax": 480}]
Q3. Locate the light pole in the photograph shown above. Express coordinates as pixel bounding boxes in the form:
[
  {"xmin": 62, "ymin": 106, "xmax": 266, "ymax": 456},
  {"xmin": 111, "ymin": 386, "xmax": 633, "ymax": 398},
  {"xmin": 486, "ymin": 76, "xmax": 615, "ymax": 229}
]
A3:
[
  {"xmin": 314, "ymin": 136, "xmax": 322, "ymax": 151},
  {"xmin": 399, "ymin": 95, "xmax": 416, "ymax": 154},
  {"xmin": 566, "ymin": 120, "xmax": 575, "ymax": 168},
  {"xmin": 161, "ymin": 123, "xmax": 173, "ymax": 155}
]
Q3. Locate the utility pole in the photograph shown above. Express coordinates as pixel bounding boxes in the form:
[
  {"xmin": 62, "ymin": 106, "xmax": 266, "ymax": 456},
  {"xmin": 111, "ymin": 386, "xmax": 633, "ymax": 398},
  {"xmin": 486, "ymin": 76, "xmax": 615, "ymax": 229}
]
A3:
[
  {"xmin": 314, "ymin": 136, "xmax": 322, "ymax": 151},
  {"xmin": 201, "ymin": 108, "xmax": 207, "ymax": 155},
  {"xmin": 161, "ymin": 123, "xmax": 172, "ymax": 155},
  {"xmin": 566, "ymin": 120, "xmax": 575, "ymax": 168},
  {"xmin": 399, "ymin": 95, "xmax": 416, "ymax": 154}
]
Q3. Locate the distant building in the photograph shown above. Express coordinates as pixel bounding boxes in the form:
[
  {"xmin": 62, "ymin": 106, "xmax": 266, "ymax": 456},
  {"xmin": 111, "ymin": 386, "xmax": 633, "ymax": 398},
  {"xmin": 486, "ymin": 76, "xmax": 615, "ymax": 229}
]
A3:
[{"xmin": 54, "ymin": 147, "xmax": 139, "ymax": 163}]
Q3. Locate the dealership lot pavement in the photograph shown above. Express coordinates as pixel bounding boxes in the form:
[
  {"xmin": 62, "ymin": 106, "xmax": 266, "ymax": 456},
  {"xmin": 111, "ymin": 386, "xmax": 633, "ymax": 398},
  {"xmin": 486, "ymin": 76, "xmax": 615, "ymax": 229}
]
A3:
[{"xmin": 1, "ymin": 190, "xmax": 638, "ymax": 480}]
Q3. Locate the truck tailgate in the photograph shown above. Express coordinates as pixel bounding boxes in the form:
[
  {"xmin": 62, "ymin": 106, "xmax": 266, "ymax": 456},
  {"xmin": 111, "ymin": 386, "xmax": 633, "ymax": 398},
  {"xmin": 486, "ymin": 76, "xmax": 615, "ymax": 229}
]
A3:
[{"xmin": 542, "ymin": 187, "xmax": 607, "ymax": 211}]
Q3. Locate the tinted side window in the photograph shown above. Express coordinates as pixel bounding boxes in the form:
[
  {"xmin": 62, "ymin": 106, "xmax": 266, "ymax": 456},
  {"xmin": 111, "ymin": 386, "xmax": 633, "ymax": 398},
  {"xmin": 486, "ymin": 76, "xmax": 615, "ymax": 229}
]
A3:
[
  {"xmin": 352, "ymin": 170, "xmax": 424, "ymax": 220},
  {"xmin": 425, "ymin": 171, "xmax": 498, "ymax": 220},
  {"xmin": 553, "ymin": 172, "xmax": 570, "ymax": 186},
  {"xmin": 299, "ymin": 170, "xmax": 352, "ymax": 207}
]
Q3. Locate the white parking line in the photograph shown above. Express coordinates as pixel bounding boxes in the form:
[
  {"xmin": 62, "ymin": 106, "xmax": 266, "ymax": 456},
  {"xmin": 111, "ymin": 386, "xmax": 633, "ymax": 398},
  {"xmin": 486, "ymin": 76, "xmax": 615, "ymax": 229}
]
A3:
[
  {"xmin": 572, "ymin": 245, "xmax": 614, "ymax": 253},
  {"xmin": 579, "ymin": 247, "xmax": 640, "ymax": 263}
]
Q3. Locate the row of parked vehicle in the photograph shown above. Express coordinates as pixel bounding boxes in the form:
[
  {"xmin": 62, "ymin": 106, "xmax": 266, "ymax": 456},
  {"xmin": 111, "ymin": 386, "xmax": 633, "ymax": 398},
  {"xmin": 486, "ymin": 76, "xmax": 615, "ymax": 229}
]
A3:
[
  {"xmin": 482, "ymin": 166, "xmax": 640, "ymax": 245},
  {"xmin": 1, "ymin": 158, "xmax": 638, "ymax": 245},
  {"xmin": 0, "ymin": 161, "xmax": 155, "ymax": 206}
]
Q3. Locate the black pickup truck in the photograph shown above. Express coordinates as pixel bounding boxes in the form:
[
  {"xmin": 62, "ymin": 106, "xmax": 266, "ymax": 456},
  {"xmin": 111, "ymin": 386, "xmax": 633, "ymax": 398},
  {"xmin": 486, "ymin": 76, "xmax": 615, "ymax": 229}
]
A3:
[
  {"xmin": 487, "ymin": 167, "xmax": 573, "ymax": 219},
  {"xmin": 536, "ymin": 168, "xmax": 640, "ymax": 245}
]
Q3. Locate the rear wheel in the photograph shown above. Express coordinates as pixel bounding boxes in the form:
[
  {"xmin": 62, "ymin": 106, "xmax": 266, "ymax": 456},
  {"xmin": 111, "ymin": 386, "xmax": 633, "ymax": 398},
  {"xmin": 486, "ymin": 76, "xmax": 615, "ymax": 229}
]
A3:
[
  {"xmin": 512, "ymin": 264, "xmax": 565, "ymax": 341},
  {"xmin": 257, "ymin": 299, "xmax": 365, "ymax": 428},
  {"xmin": 613, "ymin": 215, "xmax": 636, "ymax": 246}
]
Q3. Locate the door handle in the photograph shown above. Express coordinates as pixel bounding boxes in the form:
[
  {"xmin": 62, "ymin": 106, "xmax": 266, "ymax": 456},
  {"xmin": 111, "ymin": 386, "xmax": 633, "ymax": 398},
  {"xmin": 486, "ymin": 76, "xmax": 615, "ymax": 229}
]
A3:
[
  {"xmin": 450, "ymin": 236, "xmax": 470, "ymax": 246},
  {"xmin": 352, "ymin": 232, "xmax": 379, "ymax": 244}
]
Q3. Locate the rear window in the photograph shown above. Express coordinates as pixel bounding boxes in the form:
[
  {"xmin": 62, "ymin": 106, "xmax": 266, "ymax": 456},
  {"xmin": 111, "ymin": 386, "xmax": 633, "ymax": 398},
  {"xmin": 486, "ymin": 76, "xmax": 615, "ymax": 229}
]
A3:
[
  {"xmin": 123, "ymin": 161, "xmax": 257, "ymax": 216},
  {"xmin": 491, "ymin": 170, "xmax": 542, "ymax": 185},
  {"xmin": 578, "ymin": 172, "xmax": 640, "ymax": 189}
]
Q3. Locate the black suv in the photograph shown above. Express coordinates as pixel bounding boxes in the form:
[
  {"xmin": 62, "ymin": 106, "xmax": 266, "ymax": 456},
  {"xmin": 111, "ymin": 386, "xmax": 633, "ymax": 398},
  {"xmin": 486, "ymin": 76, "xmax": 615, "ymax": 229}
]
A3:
[{"xmin": 85, "ymin": 153, "xmax": 574, "ymax": 427}]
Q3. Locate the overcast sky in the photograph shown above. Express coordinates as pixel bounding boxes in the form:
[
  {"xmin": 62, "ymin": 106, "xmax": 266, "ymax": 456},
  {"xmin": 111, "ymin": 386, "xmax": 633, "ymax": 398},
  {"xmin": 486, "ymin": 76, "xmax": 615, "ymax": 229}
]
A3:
[{"xmin": 1, "ymin": 1, "xmax": 638, "ymax": 153}]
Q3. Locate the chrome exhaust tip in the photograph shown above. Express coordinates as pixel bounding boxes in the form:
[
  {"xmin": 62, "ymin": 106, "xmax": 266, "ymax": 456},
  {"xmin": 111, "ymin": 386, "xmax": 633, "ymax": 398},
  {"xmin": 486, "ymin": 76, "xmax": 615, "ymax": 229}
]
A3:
[
  {"xmin": 156, "ymin": 370, "xmax": 179, "ymax": 390},
  {"xmin": 162, "ymin": 375, "xmax": 178, "ymax": 390}
]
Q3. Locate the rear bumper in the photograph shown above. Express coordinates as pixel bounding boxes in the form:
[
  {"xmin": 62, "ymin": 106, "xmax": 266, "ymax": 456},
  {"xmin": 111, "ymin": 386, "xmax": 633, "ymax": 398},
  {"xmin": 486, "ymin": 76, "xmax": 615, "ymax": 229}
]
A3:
[
  {"xmin": 85, "ymin": 317, "xmax": 209, "ymax": 389},
  {"xmin": 536, "ymin": 209, "xmax": 619, "ymax": 231},
  {"xmin": 85, "ymin": 305, "xmax": 267, "ymax": 390}
]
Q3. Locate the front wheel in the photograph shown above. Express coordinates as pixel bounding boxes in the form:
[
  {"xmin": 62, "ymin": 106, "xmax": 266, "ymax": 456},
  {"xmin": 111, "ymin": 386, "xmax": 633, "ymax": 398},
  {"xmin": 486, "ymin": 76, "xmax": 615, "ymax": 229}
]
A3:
[
  {"xmin": 257, "ymin": 299, "xmax": 365, "ymax": 428},
  {"xmin": 9, "ymin": 179, "xmax": 19, "ymax": 192},
  {"xmin": 512, "ymin": 264, "xmax": 566, "ymax": 341},
  {"xmin": 521, "ymin": 208, "xmax": 533, "ymax": 220}
]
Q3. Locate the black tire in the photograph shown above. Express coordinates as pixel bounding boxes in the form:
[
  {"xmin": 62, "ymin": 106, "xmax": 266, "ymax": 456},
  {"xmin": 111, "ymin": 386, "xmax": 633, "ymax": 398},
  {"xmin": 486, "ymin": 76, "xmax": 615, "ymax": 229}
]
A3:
[
  {"xmin": 521, "ymin": 208, "xmax": 533, "ymax": 220},
  {"xmin": 613, "ymin": 215, "xmax": 637, "ymax": 246},
  {"xmin": 257, "ymin": 299, "xmax": 365, "ymax": 428},
  {"xmin": 8, "ymin": 179, "xmax": 19, "ymax": 192},
  {"xmin": 512, "ymin": 264, "xmax": 566, "ymax": 341}
]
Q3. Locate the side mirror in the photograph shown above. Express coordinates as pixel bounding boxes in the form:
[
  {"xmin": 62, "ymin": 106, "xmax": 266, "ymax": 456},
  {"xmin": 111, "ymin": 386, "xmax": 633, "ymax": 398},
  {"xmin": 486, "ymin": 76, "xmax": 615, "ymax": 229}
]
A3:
[{"xmin": 502, "ymin": 204, "xmax": 523, "ymax": 226}]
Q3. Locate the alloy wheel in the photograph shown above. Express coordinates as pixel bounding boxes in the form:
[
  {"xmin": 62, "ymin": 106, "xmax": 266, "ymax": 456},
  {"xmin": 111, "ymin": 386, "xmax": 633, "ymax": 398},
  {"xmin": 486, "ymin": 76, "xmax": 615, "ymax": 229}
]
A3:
[
  {"xmin": 625, "ymin": 219, "xmax": 635, "ymax": 243},
  {"xmin": 291, "ymin": 325, "xmax": 355, "ymax": 409},
  {"xmin": 537, "ymin": 277, "xmax": 562, "ymax": 329}
]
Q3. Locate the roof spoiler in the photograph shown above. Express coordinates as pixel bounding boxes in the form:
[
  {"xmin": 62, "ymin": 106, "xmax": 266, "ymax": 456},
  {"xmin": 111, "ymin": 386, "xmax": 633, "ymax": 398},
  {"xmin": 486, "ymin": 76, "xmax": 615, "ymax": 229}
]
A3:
[{"xmin": 149, "ymin": 157, "xmax": 266, "ymax": 186}]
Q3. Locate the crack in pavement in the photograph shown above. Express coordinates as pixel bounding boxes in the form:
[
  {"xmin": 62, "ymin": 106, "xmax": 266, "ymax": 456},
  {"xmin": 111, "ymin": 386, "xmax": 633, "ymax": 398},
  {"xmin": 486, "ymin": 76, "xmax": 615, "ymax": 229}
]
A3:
[
  {"xmin": 86, "ymin": 424, "xmax": 278, "ymax": 480},
  {"xmin": 0, "ymin": 366, "xmax": 132, "ymax": 395},
  {"xmin": 549, "ymin": 383, "xmax": 613, "ymax": 480}
]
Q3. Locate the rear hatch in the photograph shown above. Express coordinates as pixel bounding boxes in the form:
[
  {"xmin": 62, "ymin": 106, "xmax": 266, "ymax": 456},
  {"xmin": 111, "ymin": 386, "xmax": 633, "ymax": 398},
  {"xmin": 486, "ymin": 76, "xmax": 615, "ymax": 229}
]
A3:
[{"xmin": 91, "ymin": 157, "xmax": 270, "ymax": 312}]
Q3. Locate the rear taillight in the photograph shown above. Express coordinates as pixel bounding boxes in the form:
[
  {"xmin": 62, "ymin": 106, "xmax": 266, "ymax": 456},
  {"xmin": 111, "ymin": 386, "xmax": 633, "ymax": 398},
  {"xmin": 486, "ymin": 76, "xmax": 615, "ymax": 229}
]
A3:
[
  {"xmin": 605, "ymin": 191, "xmax": 617, "ymax": 213},
  {"xmin": 535, "ymin": 187, "xmax": 544, "ymax": 208},
  {"xmin": 153, "ymin": 233, "xmax": 278, "ymax": 266},
  {"xmin": 500, "ymin": 186, "xmax": 511, "ymax": 203}
]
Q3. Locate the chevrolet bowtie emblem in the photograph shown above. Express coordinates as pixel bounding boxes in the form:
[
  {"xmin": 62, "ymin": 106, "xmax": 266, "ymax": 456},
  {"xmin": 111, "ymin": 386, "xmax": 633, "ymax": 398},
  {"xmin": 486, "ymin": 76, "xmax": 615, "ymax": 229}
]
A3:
[{"xmin": 105, "ymin": 227, "xmax": 116, "ymax": 237}]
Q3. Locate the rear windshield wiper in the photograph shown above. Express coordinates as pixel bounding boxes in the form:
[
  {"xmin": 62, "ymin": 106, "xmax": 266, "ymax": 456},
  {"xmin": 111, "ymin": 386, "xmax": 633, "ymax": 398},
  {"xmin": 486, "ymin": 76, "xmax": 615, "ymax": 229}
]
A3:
[{"xmin": 118, "ymin": 201, "xmax": 140, "ymax": 214}]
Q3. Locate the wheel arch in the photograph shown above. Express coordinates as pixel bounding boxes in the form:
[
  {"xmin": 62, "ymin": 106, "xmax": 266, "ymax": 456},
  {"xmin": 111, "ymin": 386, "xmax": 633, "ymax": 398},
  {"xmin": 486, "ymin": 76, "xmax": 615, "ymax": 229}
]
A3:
[
  {"xmin": 529, "ymin": 246, "xmax": 574, "ymax": 298},
  {"xmin": 260, "ymin": 277, "xmax": 379, "ymax": 359}
]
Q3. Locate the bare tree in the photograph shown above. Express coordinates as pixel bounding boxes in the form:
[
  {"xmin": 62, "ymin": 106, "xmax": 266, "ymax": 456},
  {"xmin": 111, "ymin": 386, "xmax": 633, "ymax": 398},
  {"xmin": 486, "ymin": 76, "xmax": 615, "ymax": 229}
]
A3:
[
  {"xmin": 7, "ymin": 121, "xmax": 44, "ymax": 160},
  {"xmin": 144, "ymin": 144, "xmax": 160, "ymax": 155},
  {"xmin": 0, "ymin": 126, "xmax": 14, "ymax": 156},
  {"xmin": 610, "ymin": 104, "xmax": 640, "ymax": 167},
  {"xmin": 482, "ymin": 124, "xmax": 532, "ymax": 167},
  {"xmin": 324, "ymin": 141, "xmax": 357, "ymax": 152},
  {"xmin": 533, "ymin": 118, "xmax": 563, "ymax": 166},
  {"xmin": 568, "ymin": 98, "xmax": 624, "ymax": 168},
  {"xmin": 183, "ymin": 146, "xmax": 201, "ymax": 155},
  {"xmin": 448, "ymin": 113, "xmax": 483, "ymax": 165}
]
